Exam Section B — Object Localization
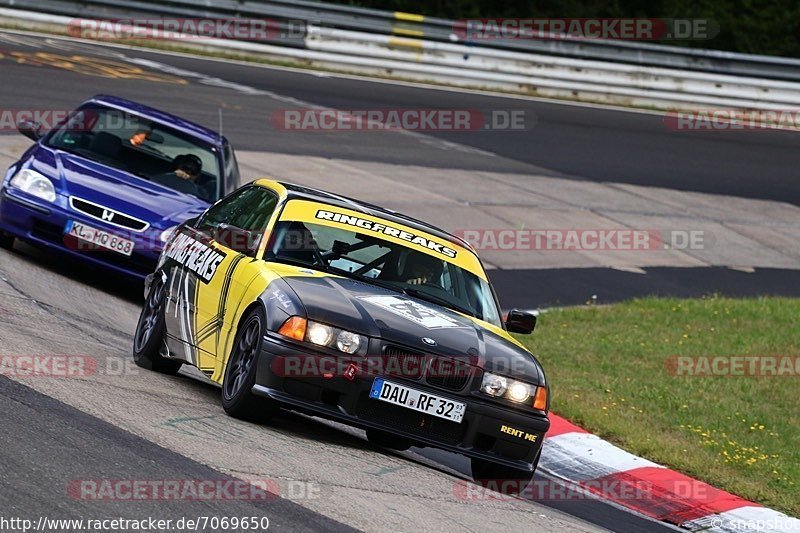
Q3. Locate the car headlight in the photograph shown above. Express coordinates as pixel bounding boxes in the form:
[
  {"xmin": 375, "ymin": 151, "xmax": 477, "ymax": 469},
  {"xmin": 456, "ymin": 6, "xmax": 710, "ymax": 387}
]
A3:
[
  {"xmin": 480, "ymin": 371, "xmax": 546, "ymax": 409},
  {"xmin": 9, "ymin": 169, "xmax": 56, "ymax": 202},
  {"xmin": 336, "ymin": 330, "xmax": 362, "ymax": 354},
  {"xmin": 307, "ymin": 322, "xmax": 334, "ymax": 346},
  {"xmin": 278, "ymin": 316, "xmax": 365, "ymax": 355},
  {"xmin": 480, "ymin": 372, "xmax": 507, "ymax": 397}
]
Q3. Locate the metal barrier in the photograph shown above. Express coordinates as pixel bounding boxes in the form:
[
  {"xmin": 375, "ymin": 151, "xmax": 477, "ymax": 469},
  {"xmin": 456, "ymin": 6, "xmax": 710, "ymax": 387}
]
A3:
[{"xmin": 2, "ymin": 0, "xmax": 799, "ymax": 110}]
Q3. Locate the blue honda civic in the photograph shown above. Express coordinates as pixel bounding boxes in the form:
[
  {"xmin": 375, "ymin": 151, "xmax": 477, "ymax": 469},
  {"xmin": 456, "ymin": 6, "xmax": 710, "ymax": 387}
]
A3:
[{"xmin": 0, "ymin": 95, "xmax": 240, "ymax": 279}]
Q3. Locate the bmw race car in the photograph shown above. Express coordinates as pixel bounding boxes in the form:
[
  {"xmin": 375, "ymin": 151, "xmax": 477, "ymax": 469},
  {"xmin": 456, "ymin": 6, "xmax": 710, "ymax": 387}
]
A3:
[
  {"xmin": 134, "ymin": 179, "xmax": 550, "ymax": 483},
  {"xmin": 0, "ymin": 95, "xmax": 240, "ymax": 279}
]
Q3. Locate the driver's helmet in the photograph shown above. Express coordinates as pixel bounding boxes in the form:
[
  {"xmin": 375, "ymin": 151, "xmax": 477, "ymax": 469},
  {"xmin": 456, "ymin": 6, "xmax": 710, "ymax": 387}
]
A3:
[
  {"xmin": 401, "ymin": 251, "xmax": 443, "ymax": 282},
  {"xmin": 174, "ymin": 154, "xmax": 202, "ymax": 180}
]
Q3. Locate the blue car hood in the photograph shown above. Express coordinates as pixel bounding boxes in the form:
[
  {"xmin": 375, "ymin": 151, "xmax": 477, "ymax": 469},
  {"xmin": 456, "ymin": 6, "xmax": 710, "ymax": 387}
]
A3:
[{"xmin": 30, "ymin": 146, "xmax": 209, "ymax": 229}]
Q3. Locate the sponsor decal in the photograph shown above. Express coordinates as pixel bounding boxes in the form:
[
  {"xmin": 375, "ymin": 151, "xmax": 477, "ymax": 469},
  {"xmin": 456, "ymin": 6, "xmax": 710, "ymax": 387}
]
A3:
[
  {"xmin": 499, "ymin": 424, "xmax": 539, "ymax": 442},
  {"xmin": 164, "ymin": 232, "xmax": 226, "ymax": 283},
  {"xmin": 268, "ymin": 288, "xmax": 293, "ymax": 309},
  {"xmin": 315, "ymin": 210, "xmax": 457, "ymax": 258},
  {"xmin": 359, "ymin": 295, "xmax": 466, "ymax": 329}
]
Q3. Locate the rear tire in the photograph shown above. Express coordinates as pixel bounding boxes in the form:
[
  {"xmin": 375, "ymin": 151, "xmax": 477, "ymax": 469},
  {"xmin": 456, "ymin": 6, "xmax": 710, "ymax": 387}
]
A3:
[
  {"xmin": 365, "ymin": 428, "xmax": 412, "ymax": 451},
  {"xmin": 221, "ymin": 306, "xmax": 277, "ymax": 422},
  {"xmin": 0, "ymin": 232, "xmax": 14, "ymax": 250},
  {"xmin": 132, "ymin": 275, "xmax": 182, "ymax": 375}
]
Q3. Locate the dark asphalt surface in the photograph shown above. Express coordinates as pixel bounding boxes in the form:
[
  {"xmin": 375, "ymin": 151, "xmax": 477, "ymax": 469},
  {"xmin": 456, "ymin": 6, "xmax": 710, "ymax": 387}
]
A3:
[
  {"xmin": 0, "ymin": 376, "xmax": 353, "ymax": 532},
  {"xmin": 0, "ymin": 29, "xmax": 793, "ymax": 533},
  {"xmin": 490, "ymin": 266, "xmax": 800, "ymax": 309},
  {"xmin": 0, "ymin": 32, "xmax": 798, "ymax": 204}
]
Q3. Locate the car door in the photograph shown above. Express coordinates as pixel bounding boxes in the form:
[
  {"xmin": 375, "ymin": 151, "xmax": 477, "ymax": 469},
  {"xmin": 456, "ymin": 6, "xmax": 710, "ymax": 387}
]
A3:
[
  {"xmin": 162, "ymin": 185, "xmax": 278, "ymax": 375},
  {"xmin": 190, "ymin": 185, "xmax": 279, "ymax": 371}
]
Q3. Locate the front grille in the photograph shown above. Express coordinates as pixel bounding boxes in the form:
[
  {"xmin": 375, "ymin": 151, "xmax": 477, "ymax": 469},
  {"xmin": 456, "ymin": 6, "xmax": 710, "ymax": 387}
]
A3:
[
  {"xmin": 356, "ymin": 393, "xmax": 465, "ymax": 445},
  {"xmin": 382, "ymin": 345, "xmax": 425, "ymax": 380},
  {"xmin": 69, "ymin": 197, "xmax": 149, "ymax": 232},
  {"xmin": 426, "ymin": 356, "xmax": 472, "ymax": 391}
]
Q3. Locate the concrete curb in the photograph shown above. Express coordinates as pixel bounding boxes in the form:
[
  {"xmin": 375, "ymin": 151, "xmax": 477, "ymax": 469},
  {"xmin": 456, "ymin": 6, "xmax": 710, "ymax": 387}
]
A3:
[{"xmin": 541, "ymin": 415, "xmax": 799, "ymax": 532}]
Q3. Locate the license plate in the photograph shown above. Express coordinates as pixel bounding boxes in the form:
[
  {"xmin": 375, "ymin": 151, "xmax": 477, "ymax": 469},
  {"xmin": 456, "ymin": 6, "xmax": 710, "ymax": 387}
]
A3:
[
  {"xmin": 64, "ymin": 220, "xmax": 135, "ymax": 256},
  {"xmin": 369, "ymin": 377, "xmax": 466, "ymax": 423}
]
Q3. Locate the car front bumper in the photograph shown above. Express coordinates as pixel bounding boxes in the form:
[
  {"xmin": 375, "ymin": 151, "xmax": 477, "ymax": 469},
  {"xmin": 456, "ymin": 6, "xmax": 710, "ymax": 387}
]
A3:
[
  {"xmin": 0, "ymin": 186, "xmax": 160, "ymax": 280},
  {"xmin": 253, "ymin": 334, "xmax": 550, "ymax": 471}
]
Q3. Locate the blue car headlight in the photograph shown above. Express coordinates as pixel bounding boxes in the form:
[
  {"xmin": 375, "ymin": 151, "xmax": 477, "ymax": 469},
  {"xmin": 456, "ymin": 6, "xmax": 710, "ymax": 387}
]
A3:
[{"xmin": 9, "ymin": 169, "xmax": 56, "ymax": 202}]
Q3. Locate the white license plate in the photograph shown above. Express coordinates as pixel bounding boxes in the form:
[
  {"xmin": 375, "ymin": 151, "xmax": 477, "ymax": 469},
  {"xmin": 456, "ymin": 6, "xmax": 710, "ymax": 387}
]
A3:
[
  {"xmin": 369, "ymin": 377, "xmax": 466, "ymax": 423},
  {"xmin": 65, "ymin": 220, "xmax": 135, "ymax": 256}
]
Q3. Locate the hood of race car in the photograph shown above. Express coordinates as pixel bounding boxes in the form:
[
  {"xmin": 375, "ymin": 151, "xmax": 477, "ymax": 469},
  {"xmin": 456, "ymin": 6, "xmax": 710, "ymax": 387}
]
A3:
[{"xmin": 278, "ymin": 274, "xmax": 545, "ymax": 385}]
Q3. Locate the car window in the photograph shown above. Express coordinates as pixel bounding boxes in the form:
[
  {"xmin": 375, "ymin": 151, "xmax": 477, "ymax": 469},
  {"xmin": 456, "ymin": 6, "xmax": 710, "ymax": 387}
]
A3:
[
  {"xmin": 196, "ymin": 186, "xmax": 278, "ymax": 236},
  {"xmin": 44, "ymin": 104, "xmax": 222, "ymax": 202},
  {"xmin": 267, "ymin": 219, "xmax": 502, "ymax": 326}
]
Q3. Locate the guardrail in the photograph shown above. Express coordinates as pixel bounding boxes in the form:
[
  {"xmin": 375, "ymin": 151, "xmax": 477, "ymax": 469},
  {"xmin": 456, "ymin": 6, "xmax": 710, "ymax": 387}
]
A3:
[{"xmin": 2, "ymin": 0, "xmax": 800, "ymax": 111}]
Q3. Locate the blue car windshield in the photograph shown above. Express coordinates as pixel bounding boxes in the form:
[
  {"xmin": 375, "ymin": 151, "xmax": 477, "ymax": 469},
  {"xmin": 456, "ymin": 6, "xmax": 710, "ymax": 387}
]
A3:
[{"xmin": 44, "ymin": 104, "xmax": 222, "ymax": 202}]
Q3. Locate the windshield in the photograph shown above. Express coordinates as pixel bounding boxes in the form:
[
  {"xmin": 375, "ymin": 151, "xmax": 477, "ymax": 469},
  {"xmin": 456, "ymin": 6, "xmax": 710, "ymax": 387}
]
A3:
[
  {"xmin": 266, "ymin": 219, "xmax": 503, "ymax": 327},
  {"xmin": 44, "ymin": 104, "xmax": 222, "ymax": 202}
]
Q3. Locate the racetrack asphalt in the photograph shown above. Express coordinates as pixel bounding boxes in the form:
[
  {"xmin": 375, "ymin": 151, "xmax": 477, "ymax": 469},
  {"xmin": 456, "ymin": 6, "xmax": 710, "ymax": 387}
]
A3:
[
  {"xmin": 0, "ymin": 28, "xmax": 795, "ymax": 532},
  {"xmin": 0, "ymin": 376, "xmax": 353, "ymax": 532}
]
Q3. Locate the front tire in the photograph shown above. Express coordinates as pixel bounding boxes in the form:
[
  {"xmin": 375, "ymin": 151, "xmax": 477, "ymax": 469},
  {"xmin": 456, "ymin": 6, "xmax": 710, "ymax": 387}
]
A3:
[
  {"xmin": 221, "ymin": 306, "xmax": 277, "ymax": 422},
  {"xmin": 132, "ymin": 275, "xmax": 182, "ymax": 374}
]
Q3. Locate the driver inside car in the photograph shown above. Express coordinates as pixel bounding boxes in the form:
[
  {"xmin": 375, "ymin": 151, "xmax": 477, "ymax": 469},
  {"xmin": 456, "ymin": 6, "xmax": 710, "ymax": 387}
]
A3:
[
  {"xmin": 402, "ymin": 252, "xmax": 444, "ymax": 286},
  {"xmin": 151, "ymin": 154, "xmax": 206, "ymax": 198}
]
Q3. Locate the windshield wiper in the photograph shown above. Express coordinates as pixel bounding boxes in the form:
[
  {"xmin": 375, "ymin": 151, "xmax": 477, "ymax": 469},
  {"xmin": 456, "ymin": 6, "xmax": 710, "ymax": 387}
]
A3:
[
  {"xmin": 269, "ymin": 255, "xmax": 328, "ymax": 272},
  {"xmin": 402, "ymin": 288, "xmax": 475, "ymax": 318},
  {"xmin": 326, "ymin": 266, "xmax": 404, "ymax": 293}
]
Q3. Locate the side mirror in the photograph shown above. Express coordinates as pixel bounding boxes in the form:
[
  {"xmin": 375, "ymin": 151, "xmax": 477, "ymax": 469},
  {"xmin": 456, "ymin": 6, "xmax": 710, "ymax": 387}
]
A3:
[
  {"xmin": 17, "ymin": 120, "xmax": 42, "ymax": 142},
  {"xmin": 506, "ymin": 309, "xmax": 537, "ymax": 334},
  {"xmin": 216, "ymin": 223, "xmax": 261, "ymax": 257}
]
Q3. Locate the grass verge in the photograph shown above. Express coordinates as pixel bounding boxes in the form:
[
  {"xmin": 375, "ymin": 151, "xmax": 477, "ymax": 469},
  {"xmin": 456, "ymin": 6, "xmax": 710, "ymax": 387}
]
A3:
[{"xmin": 517, "ymin": 296, "xmax": 798, "ymax": 516}]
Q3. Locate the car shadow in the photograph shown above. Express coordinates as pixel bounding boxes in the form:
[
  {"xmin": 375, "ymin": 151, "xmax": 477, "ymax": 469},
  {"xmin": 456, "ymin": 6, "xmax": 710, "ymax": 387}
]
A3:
[
  {"xmin": 9, "ymin": 240, "xmax": 144, "ymax": 304},
  {"xmin": 166, "ymin": 368, "xmax": 374, "ymax": 451}
]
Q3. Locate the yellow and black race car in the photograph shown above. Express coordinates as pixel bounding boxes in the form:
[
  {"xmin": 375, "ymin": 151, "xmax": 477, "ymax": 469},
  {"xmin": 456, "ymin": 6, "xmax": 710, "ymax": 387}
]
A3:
[{"xmin": 133, "ymin": 179, "xmax": 550, "ymax": 483}]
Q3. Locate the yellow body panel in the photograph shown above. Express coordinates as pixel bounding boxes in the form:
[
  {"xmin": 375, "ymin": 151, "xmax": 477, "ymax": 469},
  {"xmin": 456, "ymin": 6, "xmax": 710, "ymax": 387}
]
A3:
[{"xmin": 180, "ymin": 181, "xmax": 526, "ymax": 382}]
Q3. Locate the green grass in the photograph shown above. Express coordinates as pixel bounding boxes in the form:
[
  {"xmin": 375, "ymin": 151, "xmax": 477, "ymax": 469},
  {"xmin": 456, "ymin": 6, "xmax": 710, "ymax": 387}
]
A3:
[{"xmin": 517, "ymin": 296, "xmax": 799, "ymax": 516}]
